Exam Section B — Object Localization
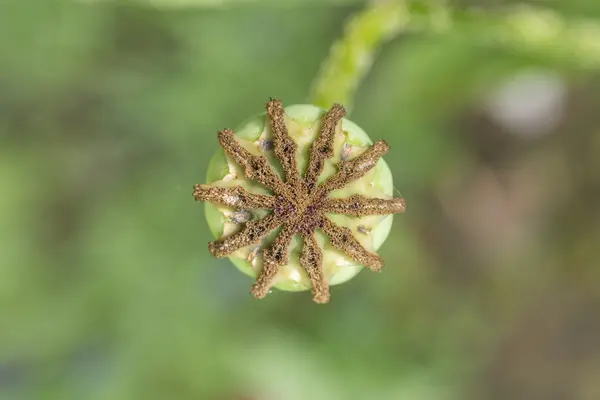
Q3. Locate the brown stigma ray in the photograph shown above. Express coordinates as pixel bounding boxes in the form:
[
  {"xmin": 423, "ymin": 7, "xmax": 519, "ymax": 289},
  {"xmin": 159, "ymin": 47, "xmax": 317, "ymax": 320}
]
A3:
[
  {"xmin": 207, "ymin": 213, "xmax": 281, "ymax": 258},
  {"xmin": 217, "ymin": 129, "xmax": 289, "ymax": 198},
  {"xmin": 316, "ymin": 139, "xmax": 390, "ymax": 197},
  {"xmin": 193, "ymin": 184, "xmax": 275, "ymax": 210},
  {"xmin": 266, "ymin": 99, "xmax": 302, "ymax": 190},
  {"xmin": 194, "ymin": 99, "xmax": 406, "ymax": 303},
  {"xmin": 251, "ymin": 222, "xmax": 297, "ymax": 299},
  {"xmin": 304, "ymin": 103, "xmax": 346, "ymax": 189},
  {"xmin": 300, "ymin": 231, "xmax": 328, "ymax": 303},
  {"xmin": 318, "ymin": 216, "xmax": 383, "ymax": 271},
  {"xmin": 322, "ymin": 195, "xmax": 406, "ymax": 217}
]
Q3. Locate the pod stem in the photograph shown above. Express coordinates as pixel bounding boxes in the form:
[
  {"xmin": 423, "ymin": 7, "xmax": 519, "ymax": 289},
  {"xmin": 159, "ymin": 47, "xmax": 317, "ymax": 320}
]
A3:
[
  {"xmin": 307, "ymin": 1, "xmax": 410, "ymax": 115},
  {"xmin": 308, "ymin": 0, "xmax": 600, "ymax": 114}
]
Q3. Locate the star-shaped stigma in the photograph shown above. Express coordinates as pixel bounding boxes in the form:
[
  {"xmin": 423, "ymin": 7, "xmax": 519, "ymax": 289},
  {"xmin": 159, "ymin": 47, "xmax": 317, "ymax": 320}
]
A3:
[{"xmin": 193, "ymin": 99, "xmax": 406, "ymax": 303}]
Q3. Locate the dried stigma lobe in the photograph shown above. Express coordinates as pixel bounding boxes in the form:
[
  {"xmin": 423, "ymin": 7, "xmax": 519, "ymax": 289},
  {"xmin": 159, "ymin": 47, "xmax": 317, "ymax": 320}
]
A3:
[{"xmin": 194, "ymin": 100, "xmax": 405, "ymax": 303}]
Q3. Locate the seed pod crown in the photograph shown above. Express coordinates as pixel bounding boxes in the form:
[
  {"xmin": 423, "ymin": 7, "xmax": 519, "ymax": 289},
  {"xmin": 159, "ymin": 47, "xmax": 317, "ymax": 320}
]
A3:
[{"xmin": 194, "ymin": 99, "xmax": 405, "ymax": 303}]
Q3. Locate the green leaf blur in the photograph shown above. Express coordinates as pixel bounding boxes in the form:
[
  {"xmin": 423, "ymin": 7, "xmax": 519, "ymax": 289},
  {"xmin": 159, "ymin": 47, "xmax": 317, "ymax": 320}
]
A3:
[{"xmin": 1, "ymin": 1, "xmax": 600, "ymax": 399}]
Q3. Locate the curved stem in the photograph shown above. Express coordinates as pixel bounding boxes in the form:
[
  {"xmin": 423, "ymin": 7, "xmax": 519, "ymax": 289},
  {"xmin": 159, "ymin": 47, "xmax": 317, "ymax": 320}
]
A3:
[
  {"xmin": 307, "ymin": 1, "xmax": 410, "ymax": 114},
  {"xmin": 309, "ymin": 1, "xmax": 600, "ymax": 114}
]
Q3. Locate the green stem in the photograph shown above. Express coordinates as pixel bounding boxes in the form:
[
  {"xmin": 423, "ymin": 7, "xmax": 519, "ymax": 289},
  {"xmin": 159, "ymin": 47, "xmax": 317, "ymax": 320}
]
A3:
[
  {"xmin": 307, "ymin": 1, "xmax": 413, "ymax": 114},
  {"xmin": 308, "ymin": 1, "xmax": 600, "ymax": 114}
]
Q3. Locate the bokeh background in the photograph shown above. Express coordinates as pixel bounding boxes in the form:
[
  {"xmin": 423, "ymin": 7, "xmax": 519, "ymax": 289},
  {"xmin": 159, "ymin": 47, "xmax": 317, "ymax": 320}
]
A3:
[{"xmin": 2, "ymin": 1, "xmax": 600, "ymax": 399}]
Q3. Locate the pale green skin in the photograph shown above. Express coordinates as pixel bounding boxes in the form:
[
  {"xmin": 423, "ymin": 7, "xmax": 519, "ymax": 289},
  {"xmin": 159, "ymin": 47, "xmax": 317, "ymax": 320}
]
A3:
[{"xmin": 204, "ymin": 104, "xmax": 395, "ymax": 292}]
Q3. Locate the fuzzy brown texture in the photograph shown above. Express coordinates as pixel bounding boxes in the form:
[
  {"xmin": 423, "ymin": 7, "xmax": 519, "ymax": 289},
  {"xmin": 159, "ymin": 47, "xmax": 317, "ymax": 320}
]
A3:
[
  {"xmin": 193, "ymin": 184, "xmax": 275, "ymax": 210},
  {"xmin": 305, "ymin": 103, "xmax": 346, "ymax": 190},
  {"xmin": 193, "ymin": 98, "xmax": 406, "ymax": 303},
  {"xmin": 266, "ymin": 99, "xmax": 302, "ymax": 191},
  {"xmin": 300, "ymin": 231, "xmax": 328, "ymax": 304},
  {"xmin": 207, "ymin": 214, "xmax": 281, "ymax": 258},
  {"xmin": 322, "ymin": 195, "xmax": 406, "ymax": 217}
]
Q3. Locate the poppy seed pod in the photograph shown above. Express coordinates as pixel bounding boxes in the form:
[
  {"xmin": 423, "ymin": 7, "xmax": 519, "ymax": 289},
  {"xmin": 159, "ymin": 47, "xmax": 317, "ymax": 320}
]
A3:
[{"xmin": 194, "ymin": 99, "xmax": 405, "ymax": 303}]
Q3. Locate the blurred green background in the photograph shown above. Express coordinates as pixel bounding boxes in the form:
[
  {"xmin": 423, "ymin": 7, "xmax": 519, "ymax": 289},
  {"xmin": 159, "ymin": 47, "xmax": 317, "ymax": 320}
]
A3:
[{"xmin": 2, "ymin": 0, "xmax": 600, "ymax": 399}]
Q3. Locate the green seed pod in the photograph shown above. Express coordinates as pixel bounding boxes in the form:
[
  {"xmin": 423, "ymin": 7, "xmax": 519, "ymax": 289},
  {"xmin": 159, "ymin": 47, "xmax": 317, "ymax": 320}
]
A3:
[{"xmin": 194, "ymin": 99, "xmax": 405, "ymax": 303}]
